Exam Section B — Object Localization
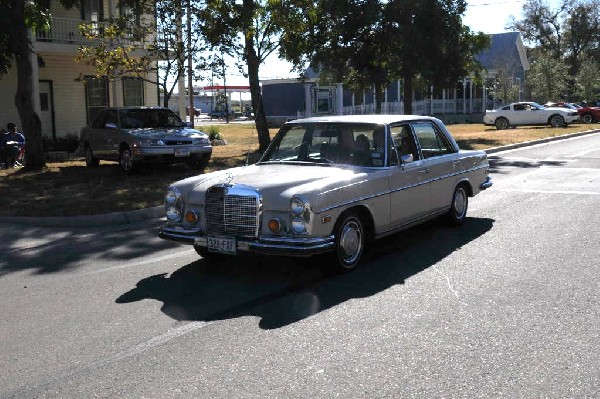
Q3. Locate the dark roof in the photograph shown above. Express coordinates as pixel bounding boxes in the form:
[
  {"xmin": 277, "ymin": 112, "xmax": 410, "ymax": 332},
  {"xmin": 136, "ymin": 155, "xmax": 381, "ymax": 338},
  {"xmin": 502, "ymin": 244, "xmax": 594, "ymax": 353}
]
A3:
[{"xmin": 477, "ymin": 32, "xmax": 523, "ymax": 71}]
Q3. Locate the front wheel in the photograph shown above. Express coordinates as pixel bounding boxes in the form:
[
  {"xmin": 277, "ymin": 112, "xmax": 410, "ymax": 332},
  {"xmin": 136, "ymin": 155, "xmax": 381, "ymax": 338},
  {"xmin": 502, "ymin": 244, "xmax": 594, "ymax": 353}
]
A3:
[
  {"xmin": 119, "ymin": 147, "xmax": 135, "ymax": 172},
  {"xmin": 582, "ymin": 114, "xmax": 594, "ymax": 124},
  {"xmin": 445, "ymin": 185, "xmax": 469, "ymax": 226},
  {"xmin": 495, "ymin": 117, "xmax": 510, "ymax": 130},
  {"xmin": 84, "ymin": 145, "xmax": 99, "ymax": 167},
  {"xmin": 328, "ymin": 211, "xmax": 366, "ymax": 273},
  {"xmin": 549, "ymin": 114, "xmax": 565, "ymax": 127}
]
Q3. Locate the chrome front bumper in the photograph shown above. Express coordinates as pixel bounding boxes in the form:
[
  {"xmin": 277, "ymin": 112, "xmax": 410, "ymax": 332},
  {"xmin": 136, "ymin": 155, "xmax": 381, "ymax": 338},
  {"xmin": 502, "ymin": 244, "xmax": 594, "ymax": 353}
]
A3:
[
  {"xmin": 480, "ymin": 176, "xmax": 493, "ymax": 190},
  {"xmin": 158, "ymin": 225, "xmax": 335, "ymax": 257}
]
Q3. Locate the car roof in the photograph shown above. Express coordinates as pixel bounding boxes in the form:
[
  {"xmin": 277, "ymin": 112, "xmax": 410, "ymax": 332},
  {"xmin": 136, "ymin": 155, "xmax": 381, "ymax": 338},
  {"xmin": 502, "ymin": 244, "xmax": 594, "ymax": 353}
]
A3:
[{"xmin": 286, "ymin": 114, "xmax": 442, "ymax": 125}]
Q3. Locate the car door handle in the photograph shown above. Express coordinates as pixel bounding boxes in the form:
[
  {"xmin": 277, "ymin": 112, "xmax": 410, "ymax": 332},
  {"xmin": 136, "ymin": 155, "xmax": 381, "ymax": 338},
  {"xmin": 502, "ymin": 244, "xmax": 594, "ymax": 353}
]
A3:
[{"xmin": 419, "ymin": 168, "xmax": 430, "ymax": 174}]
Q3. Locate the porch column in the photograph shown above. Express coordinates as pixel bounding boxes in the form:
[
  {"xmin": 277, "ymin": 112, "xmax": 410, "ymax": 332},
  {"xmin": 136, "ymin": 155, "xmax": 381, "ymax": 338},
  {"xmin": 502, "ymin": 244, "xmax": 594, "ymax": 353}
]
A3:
[
  {"xmin": 31, "ymin": 51, "xmax": 41, "ymax": 116},
  {"xmin": 304, "ymin": 83, "xmax": 312, "ymax": 117},
  {"xmin": 430, "ymin": 85, "xmax": 434, "ymax": 115},
  {"xmin": 336, "ymin": 83, "xmax": 343, "ymax": 115},
  {"xmin": 469, "ymin": 79, "xmax": 473, "ymax": 113},
  {"xmin": 462, "ymin": 80, "xmax": 467, "ymax": 114},
  {"xmin": 442, "ymin": 89, "xmax": 446, "ymax": 114}
]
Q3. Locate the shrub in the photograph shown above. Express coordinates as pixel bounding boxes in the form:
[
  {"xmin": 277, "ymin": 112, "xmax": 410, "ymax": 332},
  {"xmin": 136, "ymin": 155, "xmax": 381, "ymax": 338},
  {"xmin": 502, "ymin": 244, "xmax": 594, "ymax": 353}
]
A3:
[
  {"xmin": 43, "ymin": 134, "xmax": 80, "ymax": 153},
  {"xmin": 205, "ymin": 126, "xmax": 223, "ymax": 141}
]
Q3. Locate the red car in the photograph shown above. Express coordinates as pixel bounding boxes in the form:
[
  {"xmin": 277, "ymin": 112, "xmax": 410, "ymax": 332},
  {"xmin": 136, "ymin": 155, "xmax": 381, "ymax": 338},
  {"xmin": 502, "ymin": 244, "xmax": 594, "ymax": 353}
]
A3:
[{"xmin": 545, "ymin": 102, "xmax": 600, "ymax": 124}]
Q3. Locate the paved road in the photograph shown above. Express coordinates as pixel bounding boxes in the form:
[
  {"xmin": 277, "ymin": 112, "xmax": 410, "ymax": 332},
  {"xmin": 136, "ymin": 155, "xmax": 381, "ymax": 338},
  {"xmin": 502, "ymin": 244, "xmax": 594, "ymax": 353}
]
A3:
[{"xmin": 0, "ymin": 132, "xmax": 599, "ymax": 398}]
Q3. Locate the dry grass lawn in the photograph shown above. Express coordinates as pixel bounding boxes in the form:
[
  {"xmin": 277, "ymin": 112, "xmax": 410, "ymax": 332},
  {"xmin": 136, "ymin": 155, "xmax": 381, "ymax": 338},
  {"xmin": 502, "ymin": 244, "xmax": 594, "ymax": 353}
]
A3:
[{"xmin": 0, "ymin": 121, "xmax": 597, "ymax": 217}]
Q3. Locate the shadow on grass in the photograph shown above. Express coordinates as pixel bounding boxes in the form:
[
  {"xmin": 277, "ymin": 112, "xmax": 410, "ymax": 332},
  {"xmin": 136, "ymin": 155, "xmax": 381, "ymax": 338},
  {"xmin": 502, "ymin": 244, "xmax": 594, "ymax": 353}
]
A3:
[
  {"xmin": 0, "ymin": 161, "xmax": 203, "ymax": 217},
  {"xmin": 116, "ymin": 217, "xmax": 494, "ymax": 330}
]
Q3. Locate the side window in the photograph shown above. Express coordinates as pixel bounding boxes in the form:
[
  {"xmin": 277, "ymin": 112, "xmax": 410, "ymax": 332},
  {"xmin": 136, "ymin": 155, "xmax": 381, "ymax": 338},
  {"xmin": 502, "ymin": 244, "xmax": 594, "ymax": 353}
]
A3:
[
  {"xmin": 411, "ymin": 122, "xmax": 454, "ymax": 159},
  {"xmin": 91, "ymin": 110, "xmax": 106, "ymax": 128},
  {"xmin": 391, "ymin": 124, "xmax": 420, "ymax": 162},
  {"xmin": 104, "ymin": 109, "xmax": 118, "ymax": 127}
]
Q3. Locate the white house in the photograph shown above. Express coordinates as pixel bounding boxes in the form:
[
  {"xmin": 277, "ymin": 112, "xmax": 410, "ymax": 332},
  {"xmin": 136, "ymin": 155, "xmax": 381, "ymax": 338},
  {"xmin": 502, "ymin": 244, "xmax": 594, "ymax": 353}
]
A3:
[{"xmin": 0, "ymin": 0, "xmax": 159, "ymax": 141}]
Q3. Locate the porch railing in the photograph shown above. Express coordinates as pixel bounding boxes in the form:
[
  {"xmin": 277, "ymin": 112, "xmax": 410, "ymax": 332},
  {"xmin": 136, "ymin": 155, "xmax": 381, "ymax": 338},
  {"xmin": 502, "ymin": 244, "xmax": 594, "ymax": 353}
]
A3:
[{"xmin": 35, "ymin": 17, "xmax": 144, "ymax": 46}]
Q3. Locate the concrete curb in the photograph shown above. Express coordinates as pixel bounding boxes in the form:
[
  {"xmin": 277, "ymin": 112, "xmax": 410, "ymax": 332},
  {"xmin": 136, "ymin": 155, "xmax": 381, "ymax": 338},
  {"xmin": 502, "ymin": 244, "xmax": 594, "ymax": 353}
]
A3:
[{"xmin": 1, "ymin": 127, "xmax": 599, "ymax": 228}]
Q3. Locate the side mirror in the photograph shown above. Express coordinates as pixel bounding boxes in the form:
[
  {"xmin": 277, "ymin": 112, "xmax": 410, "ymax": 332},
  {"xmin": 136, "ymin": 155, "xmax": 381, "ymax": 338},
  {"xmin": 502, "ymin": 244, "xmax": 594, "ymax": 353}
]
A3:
[
  {"xmin": 104, "ymin": 122, "xmax": 117, "ymax": 129},
  {"xmin": 401, "ymin": 154, "xmax": 414, "ymax": 163}
]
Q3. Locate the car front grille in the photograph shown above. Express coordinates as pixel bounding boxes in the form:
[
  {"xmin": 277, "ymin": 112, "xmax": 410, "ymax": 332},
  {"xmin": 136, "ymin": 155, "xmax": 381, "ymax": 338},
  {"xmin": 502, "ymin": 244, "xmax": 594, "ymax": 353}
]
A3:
[
  {"xmin": 164, "ymin": 140, "xmax": 192, "ymax": 145},
  {"xmin": 205, "ymin": 184, "xmax": 261, "ymax": 238}
]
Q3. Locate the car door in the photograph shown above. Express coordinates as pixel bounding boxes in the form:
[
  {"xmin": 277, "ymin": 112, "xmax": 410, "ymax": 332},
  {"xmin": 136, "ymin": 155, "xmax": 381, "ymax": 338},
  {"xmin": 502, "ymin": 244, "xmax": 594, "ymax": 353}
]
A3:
[
  {"xmin": 387, "ymin": 124, "xmax": 432, "ymax": 228},
  {"xmin": 411, "ymin": 121, "xmax": 459, "ymax": 214}
]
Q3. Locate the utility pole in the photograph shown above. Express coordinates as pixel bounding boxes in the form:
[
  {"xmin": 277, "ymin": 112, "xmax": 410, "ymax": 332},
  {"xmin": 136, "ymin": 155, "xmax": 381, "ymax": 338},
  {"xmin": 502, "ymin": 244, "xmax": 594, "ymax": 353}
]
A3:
[
  {"xmin": 222, "ymin": 50, "xmax": 229, "ymax": 123},
  {"xmin": 186, "ymin": 0, "xmax": 194, "ymax": 124}
]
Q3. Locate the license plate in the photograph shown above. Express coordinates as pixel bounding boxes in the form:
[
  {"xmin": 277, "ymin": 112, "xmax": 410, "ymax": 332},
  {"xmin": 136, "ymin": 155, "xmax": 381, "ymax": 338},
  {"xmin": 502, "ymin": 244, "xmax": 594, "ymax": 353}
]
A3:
[
  {"xmin": 207, "ymin": 235, "xmax": 236, "ymax": 254},
  {"xmin": 175, "ymin": 148, "xmax": 190, "ymax": 157}
]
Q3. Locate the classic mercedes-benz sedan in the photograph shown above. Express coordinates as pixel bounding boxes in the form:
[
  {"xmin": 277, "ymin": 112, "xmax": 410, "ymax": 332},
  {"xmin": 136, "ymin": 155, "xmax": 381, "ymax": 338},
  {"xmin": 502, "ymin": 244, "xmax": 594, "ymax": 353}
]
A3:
[{"xmin": 159, "ymin": 115, "xmax": 492, "ymax": 272}]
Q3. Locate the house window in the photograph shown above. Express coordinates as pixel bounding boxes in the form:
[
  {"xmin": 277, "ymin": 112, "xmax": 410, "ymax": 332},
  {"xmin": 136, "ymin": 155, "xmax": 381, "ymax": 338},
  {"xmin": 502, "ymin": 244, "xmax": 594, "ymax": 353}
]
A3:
[
  {"xmin": 84, "ymin": 76, "xmax": 109, "ymax": 125},
  {"xmin": 123, "ymin": 78, "xmax": 144, "ymax": 106},
  {"xmin": 120, "ymin": 0, "xmax": 141, "ymax": 26},
  {"xmin": 314, "ymin": 87, "xmax": 334, "ymax": 115}
]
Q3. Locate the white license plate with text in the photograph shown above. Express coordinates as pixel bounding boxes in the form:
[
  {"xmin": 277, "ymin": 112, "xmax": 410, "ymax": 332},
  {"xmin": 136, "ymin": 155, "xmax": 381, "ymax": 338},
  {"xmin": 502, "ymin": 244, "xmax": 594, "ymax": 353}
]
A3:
[
  {"xmin": 175, "ymin": 148, "xmax": 190, "ymax": 157},
  {"xmin": 207, "ymin": 235, "xmax": 237, "ymax": 254}
]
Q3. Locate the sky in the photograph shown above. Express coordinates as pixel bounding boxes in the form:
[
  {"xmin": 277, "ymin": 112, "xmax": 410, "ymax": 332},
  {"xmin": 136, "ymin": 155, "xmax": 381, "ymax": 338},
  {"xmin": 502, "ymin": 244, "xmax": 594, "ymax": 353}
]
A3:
[{"xmin": 200, "ymin": 0, "xmax": 558, "ymax": 88}]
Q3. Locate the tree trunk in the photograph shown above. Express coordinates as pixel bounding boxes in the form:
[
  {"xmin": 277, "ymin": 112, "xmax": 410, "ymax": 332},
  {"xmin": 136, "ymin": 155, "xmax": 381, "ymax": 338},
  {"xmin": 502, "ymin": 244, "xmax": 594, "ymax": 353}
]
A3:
[
  {"xmin": 243, "ymin": 0, "xmax": 270, "ymax": 151},
  {"xmin": 12, "ymin": 0, "xmax": 45, "ymax": 170}
]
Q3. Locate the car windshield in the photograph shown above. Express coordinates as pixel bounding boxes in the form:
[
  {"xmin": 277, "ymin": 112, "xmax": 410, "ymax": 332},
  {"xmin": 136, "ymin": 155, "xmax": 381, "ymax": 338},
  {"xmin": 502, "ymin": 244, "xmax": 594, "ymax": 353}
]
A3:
[
  {"xmin": 258, "ymin": 122, "xmax": 387, "ymax": 167},
  {"xmin": 530, "ymin": 102, "xmax": 545, "ymax": 110},
  {"xmin": 119, "ymin": 109, "xmax": 185, "ymax": 129}
]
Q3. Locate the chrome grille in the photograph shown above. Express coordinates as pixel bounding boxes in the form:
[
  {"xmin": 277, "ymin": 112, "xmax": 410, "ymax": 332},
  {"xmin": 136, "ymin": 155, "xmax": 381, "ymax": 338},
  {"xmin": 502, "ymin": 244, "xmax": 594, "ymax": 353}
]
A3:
[{"xmin": 205, "ymin": 184, "xmax": 260, "ymax": 237}]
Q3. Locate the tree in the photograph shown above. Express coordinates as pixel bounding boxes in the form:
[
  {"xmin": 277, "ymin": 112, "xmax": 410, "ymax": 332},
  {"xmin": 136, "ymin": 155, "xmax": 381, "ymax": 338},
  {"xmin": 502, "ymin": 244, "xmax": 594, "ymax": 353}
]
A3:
[
  {"xmin": 0, "ymin": 0, "xmax": 78, "ymax": 170},
  {"xmin": 76, "ymin": 0, "xmax": 209, "ymax": 108},
  {"xmin": 488, "ymin": 69, "xmax": 521, "ymax": 105},
  {"xmin": 509, "ymin": 0, "xmax": 600, "ymax": 98},
  {"xmin": 525, "ymin": 53, "xmax": 569, "ymax": 102},
  {"xmin": 201, "ymin": 0, "xmax": 282, "ymax": 150},
  {"xmin": 279, "ymin": 0, "xmax": 489, "ymax": 115},
  {"xmin": 573, "ymin": 57, "xmax": 600, "ymax": 101}
]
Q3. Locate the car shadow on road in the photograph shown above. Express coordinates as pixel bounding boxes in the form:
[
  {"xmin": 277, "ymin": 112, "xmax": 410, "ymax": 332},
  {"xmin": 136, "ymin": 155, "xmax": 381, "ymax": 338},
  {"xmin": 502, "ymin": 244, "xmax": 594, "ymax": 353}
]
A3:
[
  {"xmin": 488, "ymin": 156, "xmax": 568, "ymax": 175},
  {"xmin": 116, "ymin": 217, "xmax": 494, "ymax": 329}
]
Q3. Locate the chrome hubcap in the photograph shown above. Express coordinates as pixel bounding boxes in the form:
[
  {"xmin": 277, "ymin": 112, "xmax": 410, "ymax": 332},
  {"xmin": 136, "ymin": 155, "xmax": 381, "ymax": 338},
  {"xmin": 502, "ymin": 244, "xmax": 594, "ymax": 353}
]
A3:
[
  {"xmin": 453, "ymin": 189, "xmax": 467, "ymax": 218},
  {"xmin": 339, "ymin": 219, "xmax": 362, "ymax": 265}
]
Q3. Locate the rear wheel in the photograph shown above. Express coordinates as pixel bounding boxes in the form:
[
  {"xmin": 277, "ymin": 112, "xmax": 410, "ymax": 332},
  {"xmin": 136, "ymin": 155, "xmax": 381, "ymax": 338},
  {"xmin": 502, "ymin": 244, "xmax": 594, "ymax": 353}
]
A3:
[
  {"xmin": 445, "ymin": 185, "xmax": 469, "ymax": 226},
  {"xmin": 582, "ymin": 114, "xmax": 594, "ymax": 124},
  {"xmin": 549, "ymin": 114, "xmax": 565, "ymax": 127},
  {"xmin": 84, "ymin": 145, "xmax": 99, "ymax": 167},
  {"xmin": 495, "ymin": 117, "xmax": 510, "ymax": 130}
]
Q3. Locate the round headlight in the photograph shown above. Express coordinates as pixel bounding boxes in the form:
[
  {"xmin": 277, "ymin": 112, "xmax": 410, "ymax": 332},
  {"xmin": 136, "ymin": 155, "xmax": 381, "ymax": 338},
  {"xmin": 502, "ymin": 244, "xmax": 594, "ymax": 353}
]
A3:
[
  {"xmin": 166, "ymin": 206, "xmax": 181, "ymax": 222},
  {"xmin": 165, "ymin": 189, "xmax": 178, "ymax": 205},
  {"xmin": 290, "ymin": 197, "xmax": 304, "ymax": 215},
  {"xmin": 291, "ymin": 217, "xmax": 306, "ymax": 234}
]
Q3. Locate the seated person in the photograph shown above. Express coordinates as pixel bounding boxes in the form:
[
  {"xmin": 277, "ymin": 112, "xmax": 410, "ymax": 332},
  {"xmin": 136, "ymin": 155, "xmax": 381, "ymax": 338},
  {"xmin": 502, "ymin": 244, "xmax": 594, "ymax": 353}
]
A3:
[{"xmin": 2, "ymin": 122, "xmax": 25, "ymax": 167}]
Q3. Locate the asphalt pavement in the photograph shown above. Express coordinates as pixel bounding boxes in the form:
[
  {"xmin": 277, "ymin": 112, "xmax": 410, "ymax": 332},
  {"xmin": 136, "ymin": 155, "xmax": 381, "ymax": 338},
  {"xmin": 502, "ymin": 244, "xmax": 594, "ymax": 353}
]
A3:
[{"xmin": 1, "ymin": 127, "xmax": 598, "ymax": 228}]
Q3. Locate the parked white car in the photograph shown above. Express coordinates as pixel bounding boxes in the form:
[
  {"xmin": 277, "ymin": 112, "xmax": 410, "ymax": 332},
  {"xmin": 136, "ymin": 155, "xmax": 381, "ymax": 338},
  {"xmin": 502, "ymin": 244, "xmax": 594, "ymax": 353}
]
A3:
[
  {"xmin": 483, "ymin": 101, "xmax": 579, "ymax": 130},
  {"xmin": 159, "ymin": 114, "xmax": 493, "ymax": 273}
]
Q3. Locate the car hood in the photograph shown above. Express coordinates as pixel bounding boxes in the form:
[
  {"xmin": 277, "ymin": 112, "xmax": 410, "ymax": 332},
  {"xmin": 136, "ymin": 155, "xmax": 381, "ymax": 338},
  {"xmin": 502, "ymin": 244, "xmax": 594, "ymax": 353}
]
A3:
[
  {"xmin": 172, "ymin": 163, "xmax": 374, "ymax": 210},
  {"xmin": 126, "ymin": 127, "xmax": 208, "ymax": 138}
]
